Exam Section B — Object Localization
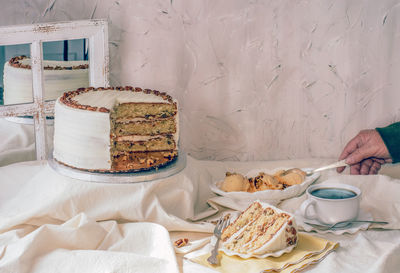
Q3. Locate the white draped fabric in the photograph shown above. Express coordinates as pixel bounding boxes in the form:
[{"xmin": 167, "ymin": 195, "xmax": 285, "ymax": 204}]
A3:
[{"xmin": 1, "ymin": 157, "xmax": 400, "ymax": 272}]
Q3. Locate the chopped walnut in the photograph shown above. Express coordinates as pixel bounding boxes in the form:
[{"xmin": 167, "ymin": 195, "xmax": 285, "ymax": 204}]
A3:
[
  {"xmin": 139, "ymin": 158, "xmax": 146, "ymax": 164},
  {"xmin": 174, "ymin": 238, "xmax": 189, "ymax": 248},
  {"xmin": 146, "ymin": 158, "xmax": 155, "ymax": 165}
]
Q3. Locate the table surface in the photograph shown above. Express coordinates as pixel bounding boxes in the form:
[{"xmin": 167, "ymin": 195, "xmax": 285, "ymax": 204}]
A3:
[
  {"xmin": 1, "ymin": 157, "xmax": 400, "ymax": 273},
  {"xmin": 1, "ymin": 117, "xmax": 400, "ymax": 273}
]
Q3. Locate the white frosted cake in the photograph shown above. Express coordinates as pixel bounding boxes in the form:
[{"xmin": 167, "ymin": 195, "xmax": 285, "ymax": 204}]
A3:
[
  {"xmin": 3, "ymin": 56, "xmax": 89, "ymax": 105},
  {"xmin": 53, "ymin": 86, "xmax": 179, "ymax": 172},
  {"xmin": 221, "ymin": 201, "xmax": 297, "ymax": 256}
]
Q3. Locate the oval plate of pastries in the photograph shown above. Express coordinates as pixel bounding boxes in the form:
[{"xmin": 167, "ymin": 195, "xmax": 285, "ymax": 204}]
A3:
[{"xmin": 210, "ymin": 167, "xmax": 320, "ymax": 203}]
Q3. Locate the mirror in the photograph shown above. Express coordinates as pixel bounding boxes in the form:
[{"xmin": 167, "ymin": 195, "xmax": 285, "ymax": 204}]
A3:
[
  {"xmin": 0, "ymin": 39, "xmax": 89, "ymax": 166},
  {"xmin": 0, "ymin": 19, "xmax": 109, "ymax": 163},
  {"xmin": 0, "ymin": 39, "xmax": 89, "ymax": 107}
]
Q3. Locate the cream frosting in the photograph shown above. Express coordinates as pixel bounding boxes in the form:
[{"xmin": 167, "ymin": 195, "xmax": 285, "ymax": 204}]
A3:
[
  {"xmin": 3, "ymin": 59, "xmax": 89, "ymax": 105},
  {"xmin": 53, "ymin": 100, "xmax": 111, "ymax": 170},
  {"xmin": 53, "ymin": 88, "xmax": 179, "ymax": 171},
  {"xmin": 115, "ymin": 135, "xmax": 168, "ymax": 142},
  {"xmin": 74, "ymin": 90, "xmax": 166, "ymax": 109}
]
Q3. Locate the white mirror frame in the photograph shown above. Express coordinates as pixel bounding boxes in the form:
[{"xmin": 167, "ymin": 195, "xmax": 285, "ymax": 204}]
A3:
[{"xmin": 0, "ymin": 19, "xmax": 109, "ymax": 160}]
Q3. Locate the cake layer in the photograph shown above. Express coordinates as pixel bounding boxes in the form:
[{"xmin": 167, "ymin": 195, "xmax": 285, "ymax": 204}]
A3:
[
  {"xmin": 112, "ymin": 103, "xmax": 177, "ymax": 119},
  {"xmin": 111, "ymin": 150, "xmax": 178, "ymax": 171},
  {"xmin": 4, "ymin": 56, "xmax": 89, "ymax": 105},
  {"xmin": 113, "ymin": 119, "xmax": 176, "ymax": 136},
  {"xmin": 112, "ymin": 136, "xmax": 175, "ymax": 152}
]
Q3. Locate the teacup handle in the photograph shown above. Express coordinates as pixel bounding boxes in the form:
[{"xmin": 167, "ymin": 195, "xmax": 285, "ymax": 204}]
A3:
[{"xmin": 300, "ymin": 199, "xmax": 317, "ymax": 220}]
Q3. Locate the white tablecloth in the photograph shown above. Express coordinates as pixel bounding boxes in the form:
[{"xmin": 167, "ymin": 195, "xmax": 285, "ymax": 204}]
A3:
[
  {"xmin": 0, "ymin": 118, "xmax": 54, "ymax": 166},
  {"xmin": 1, "ymin": 156, "xmax": 400, "ymax": 273}
]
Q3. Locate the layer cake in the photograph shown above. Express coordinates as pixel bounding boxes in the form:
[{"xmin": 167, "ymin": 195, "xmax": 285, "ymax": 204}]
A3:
[{"xmin": 53, "ymin": 86, "xmax": 178, "ymax": 172}]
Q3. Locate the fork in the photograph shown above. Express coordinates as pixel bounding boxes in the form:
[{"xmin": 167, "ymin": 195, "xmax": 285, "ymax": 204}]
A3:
[
  {"xmin": 207, "ymin": 217, "xmax": 230, "ymax": 265},
  {"xmin": 305, "ymin": 220, "xmax": 388, "ymax": 230}
]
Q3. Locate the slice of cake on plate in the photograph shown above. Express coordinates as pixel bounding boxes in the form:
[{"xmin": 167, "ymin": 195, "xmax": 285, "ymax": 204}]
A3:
[
  {"xmin": 221, "ymin": 201, "xmax": 297, "ymax": 257},
  {"xmin": 53, "ymin": 86, "xmax": 178, "ymax": 172}
]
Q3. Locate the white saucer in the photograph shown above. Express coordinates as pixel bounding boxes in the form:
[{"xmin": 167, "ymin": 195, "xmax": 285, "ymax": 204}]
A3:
[
  {"xmin": 220, "ymin": 244, "xmax": 296, "ymax": 259},
  {"xmin": 294, "ymin": 208, "xmax": 373, "ymax": 235}
]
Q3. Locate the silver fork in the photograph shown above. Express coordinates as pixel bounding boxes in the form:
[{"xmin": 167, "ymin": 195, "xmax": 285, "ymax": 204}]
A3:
[{"xmin": 207, "ymin": 217, "xmax": 230, "ymax": 265}]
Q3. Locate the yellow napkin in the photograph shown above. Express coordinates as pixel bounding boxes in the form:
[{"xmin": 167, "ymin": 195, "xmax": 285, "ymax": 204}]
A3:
[{"xmin": 189, "ymin": 232, "xmax": 339, "ymax": 273}]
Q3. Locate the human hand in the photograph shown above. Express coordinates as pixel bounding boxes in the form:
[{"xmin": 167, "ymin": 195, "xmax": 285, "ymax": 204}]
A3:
[{"xmin": 337, "ymin": 129, "xmax": 392, "ymax": 175}]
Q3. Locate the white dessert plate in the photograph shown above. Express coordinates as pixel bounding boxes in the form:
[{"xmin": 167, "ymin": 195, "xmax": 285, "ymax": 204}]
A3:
[
  {"xmin": 210, "ymin": 168, "xmax": 320, "ymax": 203},
  {"xmin": 294, "ymin": 208, "xmax": 372, "ymax": 235},
  {"xmin": 220, "ymin": 243, "xmax": 296, "ymax": 259}
]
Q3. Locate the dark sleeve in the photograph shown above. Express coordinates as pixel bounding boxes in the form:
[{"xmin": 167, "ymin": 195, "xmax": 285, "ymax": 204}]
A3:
[{"xmin": 376, "ymin": 122, "xmax": 400, "ymax": 163}]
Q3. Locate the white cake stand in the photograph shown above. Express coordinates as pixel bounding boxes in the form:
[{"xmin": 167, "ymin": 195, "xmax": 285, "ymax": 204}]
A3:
[{"xmin": 48, "ymin": 151, "xmax": 186, "ymax": 183}]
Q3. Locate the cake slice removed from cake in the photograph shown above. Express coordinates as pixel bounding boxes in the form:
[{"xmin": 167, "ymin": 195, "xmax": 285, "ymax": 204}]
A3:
[{"xmin": 221, "ymin": 201, "xmax": 297, "ymax": 256}]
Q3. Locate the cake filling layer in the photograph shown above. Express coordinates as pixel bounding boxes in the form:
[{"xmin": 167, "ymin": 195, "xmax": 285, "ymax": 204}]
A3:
[{"xmin": 112, "ymin": 136, "xmax": 175, "ymax": 152}]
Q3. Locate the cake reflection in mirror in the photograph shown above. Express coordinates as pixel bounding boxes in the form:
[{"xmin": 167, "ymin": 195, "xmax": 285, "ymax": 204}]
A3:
[{"xmin": 0, "ymin": 39, "xmax": 89, "ymax": 108}]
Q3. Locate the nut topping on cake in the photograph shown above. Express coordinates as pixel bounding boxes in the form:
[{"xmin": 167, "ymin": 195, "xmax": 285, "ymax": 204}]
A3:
[
  {"xmin": 9, "ymin": 56, "xmax": 88, "ymax": 70},
  {"xmin": 174, "ymin": 238, "xmax": 189, "ymax": 248}
]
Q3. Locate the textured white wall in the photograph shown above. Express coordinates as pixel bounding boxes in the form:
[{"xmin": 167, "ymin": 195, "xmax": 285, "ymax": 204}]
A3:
[{"xmin": 1, "ymin": 0, "xmax": 400, "ymax": 161}]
